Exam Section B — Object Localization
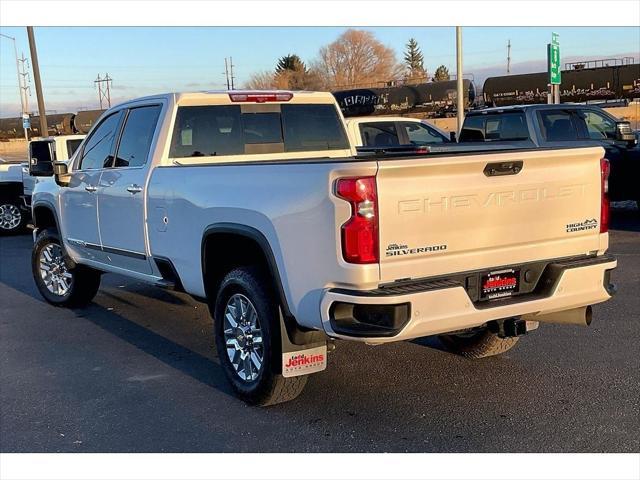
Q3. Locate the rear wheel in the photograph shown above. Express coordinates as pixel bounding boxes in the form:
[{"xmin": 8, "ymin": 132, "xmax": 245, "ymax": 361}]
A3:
[
  {"xmin": 0, "ymin": 200, "xmax": 25, "ymax": 235},
  {"xmin": 213, "ymin": 267, "xmax": 307, "ymax": 406},
  {"xmin": 32, "ymin": 229, "xmax": 101, "ymax": 307},
  {"xmin": 439, "ymin": 326, "xmax": 520, "ymax": 359}
]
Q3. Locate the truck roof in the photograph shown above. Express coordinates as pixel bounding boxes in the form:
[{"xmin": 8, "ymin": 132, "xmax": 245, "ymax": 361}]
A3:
[
  {"xmin": 467, "ymin": 103, "xmax": 608, "ymax": 115},
  {"xmin": 112, "ymin": 90, "xmax": 338, "ymax": 109}
]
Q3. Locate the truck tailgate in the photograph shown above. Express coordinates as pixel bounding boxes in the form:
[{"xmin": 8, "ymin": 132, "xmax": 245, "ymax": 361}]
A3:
[{"xmin": 376, "ymin": 146, "xmax": 605, "ymax": 283}]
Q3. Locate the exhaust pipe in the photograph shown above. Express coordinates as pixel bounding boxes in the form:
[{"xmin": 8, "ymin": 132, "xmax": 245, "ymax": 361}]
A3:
[{"xmin": 522, "ymin": 305, "xmax": 592, "ymax": 327}]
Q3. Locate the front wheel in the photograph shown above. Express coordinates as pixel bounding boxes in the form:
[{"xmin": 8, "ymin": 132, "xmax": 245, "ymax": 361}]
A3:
[
  {"xmin": 213, "ymin": 267, "xmax": 307, "ymax": 406},
  {"xmin": 0, "ymin": 200, "xmax": 26, "ymax": 235},
  {"xmin": 32, "ymin": 229, "xmax": 101, "ymax": 307}
]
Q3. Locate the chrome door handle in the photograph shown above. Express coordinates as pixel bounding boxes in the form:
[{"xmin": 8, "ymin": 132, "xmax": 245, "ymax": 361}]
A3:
[
  {"xmin": 126, "ymin": 184, "xmax": 143, "ymax": 194},
  {"xmin": 85, "ymin": 185, "xmax": 97, "ymax": 193}
]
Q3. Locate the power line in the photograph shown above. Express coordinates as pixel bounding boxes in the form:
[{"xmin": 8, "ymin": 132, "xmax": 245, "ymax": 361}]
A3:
[
  {"xmin": 222, "ymin": 57, "xmax": 236, "ymax": 90},
  {"xmin": 95, "ymin": 73, "xmax": 113, "ymax": 109},
  {"xmin": 507, "ymin": 39, "xmax": 511, "ymax": 74},
  {"xmin": 223, "ymin": 58, "xmax": 230, "ymax": 90},
  {"xmin": 18, "ymin": 52, "xmax": 31, "ymax": 115}
]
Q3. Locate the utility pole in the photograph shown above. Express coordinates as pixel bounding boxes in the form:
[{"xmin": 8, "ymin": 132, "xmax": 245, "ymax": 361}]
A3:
[
  {"xmin": 18, "ymin": 53, "xmax": 31, "ymax": 141},
  {"xmin": 95, "ymin": 73, "xmax": 112, "ymax": 109},
  {"xmin": 0, "ymin": 33, "xmax": 28, "ymax": 141},
  {"xmin": 507, "ymin": 39, "xmax": 511, "ymax": 74},
  {"xmin": 26, "ymin": 26, "xmax": 48, "ymax": 138},
  {"xmin": 223, "ymin": 58, "xmax": 230, "ymax": 90},
  {"xmin": 455, "ymin": 26, "xmax": 465, "ymax": 136},
  {"xmin": 229, "ymin": 56, "xmax": 235, "ymax": 90}
]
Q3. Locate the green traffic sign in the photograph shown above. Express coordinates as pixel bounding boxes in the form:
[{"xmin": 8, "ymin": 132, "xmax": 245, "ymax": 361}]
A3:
[{"xmin": 548, "ymin": 33, "xmax": 561, "ymax": 85}]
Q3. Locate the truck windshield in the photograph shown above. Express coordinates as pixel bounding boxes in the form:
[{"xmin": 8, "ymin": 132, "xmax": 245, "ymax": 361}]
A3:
[
  {"xmin": 170, "ymin": 104, "xmax": 349, "ymax": 157},
  {"xmin": 460, "ymin": 112, "xmax": 529, "ymax": 142}
]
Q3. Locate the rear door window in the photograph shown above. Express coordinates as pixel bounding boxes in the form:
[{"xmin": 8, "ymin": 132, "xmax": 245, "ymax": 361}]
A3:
[
  {"xmin": 538, "ymin": 110, "xmax": 580, "ymax": 141},
  {"xmin": 170, "ymin": 104, "xmax": 349, "ymax": 158},
  {"xmin": 459, "ymin": 112, "xmax": 529, "ymax": 142},
  {"xmin": 112, "ymin": 105, "xmax": 162, "ymax": 167},
  {"xmin": 359, "ymin": 122, "xmax": 400, "ymax": 147}
]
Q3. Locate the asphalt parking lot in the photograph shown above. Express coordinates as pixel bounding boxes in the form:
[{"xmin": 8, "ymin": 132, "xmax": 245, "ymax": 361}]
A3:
[{"xmin": 1, "ymin": 207, "xmax": 638, "ymax": 453}]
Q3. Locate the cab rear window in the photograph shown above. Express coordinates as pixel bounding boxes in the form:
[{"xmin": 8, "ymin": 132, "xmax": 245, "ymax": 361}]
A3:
[{"xmin": 170, "ymin": 104, "xmax": 349, "ymax": 157}]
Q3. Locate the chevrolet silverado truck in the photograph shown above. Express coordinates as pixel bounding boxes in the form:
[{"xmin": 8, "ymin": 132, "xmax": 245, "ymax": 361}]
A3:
[
  {"xmin": 459, "ymin": 104, "xmax": 639, "ymax": 207},
  {"xmin": 30, "ymin": 90, "xmax": 617, "ymax": 406}
]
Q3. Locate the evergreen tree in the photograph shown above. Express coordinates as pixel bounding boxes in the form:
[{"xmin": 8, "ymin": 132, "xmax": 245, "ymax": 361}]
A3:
[
  {"xmin": 404, "ymin": 38, "xmax": 424, "ymax": 74},
  {"xmin": 275, "ymin": 54, "xmax": 306, "ymax": 74},
  {"xmin": 432, "ymin": 65, "xmax": 450, "ymax": 82}
]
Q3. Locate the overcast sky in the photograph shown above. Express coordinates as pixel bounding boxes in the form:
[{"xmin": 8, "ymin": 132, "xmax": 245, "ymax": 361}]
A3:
[{"xmin": 0, "ymin": 26, "xmax": 638, "ymax": 116}]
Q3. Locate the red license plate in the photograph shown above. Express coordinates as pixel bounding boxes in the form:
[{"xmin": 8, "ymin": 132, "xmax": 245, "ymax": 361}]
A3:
[{"xmin": 480, "ymin": 269, "xmax": 520, "ymax": 300}]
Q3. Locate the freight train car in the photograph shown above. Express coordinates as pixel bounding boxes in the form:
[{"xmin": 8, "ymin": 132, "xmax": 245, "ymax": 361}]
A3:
[
  {"xmin": 0, "ymin": 110, "xmax": 104, "ymax": 140},
  {"xmin": 483, "ymin": 64, "xmax": 640, "ymax": 107},
  {"xmin": 332, "ymin": 79, "xmax": 475, "ymax": 118}
]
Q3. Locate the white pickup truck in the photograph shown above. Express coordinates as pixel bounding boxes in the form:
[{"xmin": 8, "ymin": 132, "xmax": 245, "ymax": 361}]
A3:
[
  {"xmin": 30, "ymin": 90, "xmax": 617, "ymax": 405},
  {"xmin": 0, "ymin": 135, "xmax": 84, "ymax": 235}
]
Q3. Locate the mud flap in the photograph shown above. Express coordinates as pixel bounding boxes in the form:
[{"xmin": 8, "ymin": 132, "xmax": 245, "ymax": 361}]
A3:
[{"xmin": 279, "ymin": 310, "xmax": 328, "ymax": 378}]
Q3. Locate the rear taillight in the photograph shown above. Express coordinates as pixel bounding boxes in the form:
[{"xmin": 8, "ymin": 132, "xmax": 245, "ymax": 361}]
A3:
[
  {"xmin": 336, "ymin": 177, "xmax": 379, "ymax": 264},
  {"xmin": 600, "ymin": 158, "xmax": 610, "ymax": 233},
  {"xmin": 228, "ymin": 91, "xmax": 293, "ymax": 103}
]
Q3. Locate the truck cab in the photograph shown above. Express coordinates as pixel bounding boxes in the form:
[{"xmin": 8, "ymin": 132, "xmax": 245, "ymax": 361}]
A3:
[{"xmin": 460, "ymin": 104, "xmax": 639, "ymax": 205}]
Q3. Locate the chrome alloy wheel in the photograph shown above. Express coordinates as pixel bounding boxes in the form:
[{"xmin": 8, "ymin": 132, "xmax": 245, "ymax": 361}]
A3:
[
  {"xmin": 0, "ymin": 203, "xmax": 21, "ymax": 231},
  {"xmin": 39, "ymin": 244, "xmax": 72, "ymax": 296},
  {"xmin": 223, "ymin": 293, "xmax": 264, "ymax": 382}
]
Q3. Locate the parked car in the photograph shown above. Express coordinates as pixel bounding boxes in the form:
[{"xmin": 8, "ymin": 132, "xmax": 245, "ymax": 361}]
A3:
[
  {"xmin": 459, "ymin": 104, "xmax": 639, "ymax": 206},
  {"xmin": 0, "ymin": 160, "xmax": 27, "ymax": 234},
  {"xmin": 0, "ymin": 135, "xmax": 85, "ymax": 235},
  {"xmin": 30, "ymin": 90, "xmax": 616, "ymax": 406},
  {"xmin": 345, "ymin": 116, "xmax": 452, "ymax": 154}
]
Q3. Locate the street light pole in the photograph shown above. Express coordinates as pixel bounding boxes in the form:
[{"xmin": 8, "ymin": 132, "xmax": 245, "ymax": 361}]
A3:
[
  {"xmin": 0, "ymin": 33, "xmax": 28, "ymax": 142},
  {"xmin": 26, "ymin": 26, "xmax": 48, "ymax": 138},
  {"xmin": 455, "ymin": 26, "xmax": 465, "ymax": 137}
]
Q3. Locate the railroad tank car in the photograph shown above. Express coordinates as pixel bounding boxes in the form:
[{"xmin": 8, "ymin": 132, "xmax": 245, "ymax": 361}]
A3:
[
  {"xmin": 73, "ymin": 109, "xmax": 105, "ymax": 134},
  {"xmin": 0, "ymin": 110, "xmax": 105, "ymax": 140},
  {"xmin": 332, "ymin": 79, "xmax": 476, "ymax": 117},
  {"xmin": 482, "ymin": 64, "xmax": 640, "ymax": 107}
]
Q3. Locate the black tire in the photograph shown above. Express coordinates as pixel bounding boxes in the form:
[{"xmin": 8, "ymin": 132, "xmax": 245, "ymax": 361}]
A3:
[
  {"xmin": 0, "ymin": 198, "xmax": 27, "ymax": 235},
  {"xmin": 32, "ymin": 228, "xmax": 101, "ymax": 308},
  {"xmin": 439, "ymin": 327, "xmax": 519, "ymax": 359},
  {"xmin": 213, "ymin": 267, "xmax": 307, "ymax": 406}
]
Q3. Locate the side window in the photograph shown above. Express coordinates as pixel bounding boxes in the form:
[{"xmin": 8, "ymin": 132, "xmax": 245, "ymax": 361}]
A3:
[
  {"xmin": 580, "ymin": 110, "xmax": 617, "ymax": 140},
  {"xmin": 66, "ymin": 139, "xmax": 83, "ymax": 158},
  {"xmin": 399, "ymin": 122, "xmax": 445, "ymax": 144},
  {"xmin": 359, "ymin": 122, "xmax": 399, "ymax": 147},
  {"xmin": 459, "ymin": 115, "xmax": 486, "ymax": 141},
  {"xmin": 113, "ymin": 105, "xmax": 162, "ymax": 168},
  {"xmin": 78, "ymin": 111, "xmax": 123, "ymax": 170},
  {"xmin": 538, "ymin": 110, "xmax": 579, "ymax": 141}
]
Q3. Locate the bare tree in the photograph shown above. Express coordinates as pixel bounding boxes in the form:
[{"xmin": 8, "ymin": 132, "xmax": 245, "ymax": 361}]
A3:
[
  {"xmin": 244, "ymin": 70, "xmax": 278, "ymax": 89},
  {"xmin": 315, "ymin": 29, "xmax": 403, "ymax": 89}
]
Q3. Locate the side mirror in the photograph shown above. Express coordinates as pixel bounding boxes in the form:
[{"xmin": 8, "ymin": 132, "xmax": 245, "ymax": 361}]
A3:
[
  {"xmin": 615, "ymin": 121, "xmax": 636, "ymax": 144},
  {"xmin": 450, "ymin": 131, "xmax": 457, "ymax": 142},
  {"xmin": 28, "ymin": 141, "xmax": 55, "ymax": 177},
  {"xmin": 53, "ymin": 161, "xmax": 71, "ymax": 186}
]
